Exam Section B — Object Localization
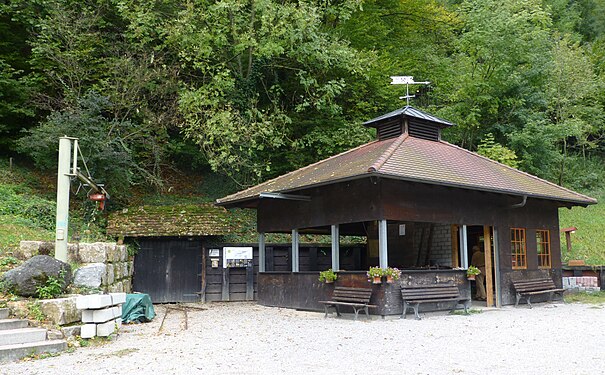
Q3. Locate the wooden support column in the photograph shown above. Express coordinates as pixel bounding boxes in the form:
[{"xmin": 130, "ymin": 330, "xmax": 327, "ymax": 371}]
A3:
[
  {"xmin": 451, "ymin": 225, "xmax": 459, "ymax": 267},
  {"xmin": 331, "ymin": 224, "xmax": 340, "ymax": 271},
  {"xmin": 245, "ymin": 264, "xmax": 254, "ymax": 301},
  {"xmin": 258, "ymin": 233, "xmax": 266, "ymax": 273},
  {"xmin": 483, "ymin": 226, "xmax": 494, "ymax": 307},
  {"xmin": 493, "ymin": 227, "xmax": 502, "ymax": 308},
  {"xmin": 221, "ymin": 267, "xmax": 230, "ymax": 301},
  {"xmin": 378, "ymin": 219, "xmax": 388, "ymax": 268},
  {"xmin": 292, "ymin": 229, "xmax": 299, "ymax": 272}
]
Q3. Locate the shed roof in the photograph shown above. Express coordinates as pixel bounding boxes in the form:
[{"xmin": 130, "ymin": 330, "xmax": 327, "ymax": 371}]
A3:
[
  {"xmin": 107, "ymin": 204, "xmax": 232, "ymax": 237},
  {"xmin": 217, "ymin": 134, "xmax": 596, "ymax": 207}
]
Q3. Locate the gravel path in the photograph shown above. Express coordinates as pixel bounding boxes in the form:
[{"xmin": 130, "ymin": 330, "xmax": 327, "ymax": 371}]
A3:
[{"xmin": 2, "ymin": 301, "xmax": 603, "ymax": 375}]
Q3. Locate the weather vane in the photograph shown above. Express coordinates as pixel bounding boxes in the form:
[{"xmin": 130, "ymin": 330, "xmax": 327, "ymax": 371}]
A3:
[{"xmin": 390, "ymin": 76, "xmax": 430, "ymax": 106}]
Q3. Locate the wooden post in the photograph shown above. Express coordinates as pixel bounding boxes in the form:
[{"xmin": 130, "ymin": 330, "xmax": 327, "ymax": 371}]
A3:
[
  {"xmin": 200, "ymin": 244, "xmax": 207, "ymax": 303},
  {"xmin": 221, "ymin": 267, "xmax": 230, "ymax": 301},
  {"xmin": 245, "ymin": 264, "xmax": 254, "ymax": 301},
  {"xmin": 483, "ymin": 226, "xmax": 494, "ymax": 307},
  {"xmin": 259, "ymin": 233, "xmax": 266, "ymax": 272},
  {"xmin": 331, "ymin": 224, "xmax": 340, "ymax": 271},
  {"xmin": 565, "ymin": 231, "xmax": 572, "ymax": 253},
  {"xmin": 451, "ymin": 225, "xmax": 459, "ymax": 267},
  {"xmin": 493, "ymin": 227, "xmax": 502, "ymax": 308},
  {"xmin": 378, "ymin": 219, "xmax": 388, "ymax": 268},
  {"xmin": 292, "ymin": 229, "xmax": 299, "ymax": 272}
]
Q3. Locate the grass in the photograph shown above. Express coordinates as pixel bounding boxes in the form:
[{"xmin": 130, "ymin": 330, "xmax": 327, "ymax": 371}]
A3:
[
  {"xmin": 558, "ymin": 189, "xmax": 605, "ymax": 265},
  {"xmin": 564, "ymin": 291, "xmax": 605, "ymax": 305}
]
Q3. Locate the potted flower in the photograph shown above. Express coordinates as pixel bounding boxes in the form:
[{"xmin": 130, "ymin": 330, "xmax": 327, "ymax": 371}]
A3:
[
  {"xmin": 467, "ymin": 265, "xmax": 481, "ymax": 280},
  {"xmin": 384, "ymin": 267, "xmax": 401, "ymax": 284},
  {"xmin": 367, "ymin": 267, "xmax": 384, "ymax": 284},
  {"xmin": 319, "ymin": 269, "xmax": 337, "ymax": 283}
]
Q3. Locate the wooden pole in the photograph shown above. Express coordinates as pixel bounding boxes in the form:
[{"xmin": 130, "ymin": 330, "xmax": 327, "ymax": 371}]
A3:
[
  {"xmin": 451, "ymin": 225, "xmax": 459, "ymax": 267},
  {"xmin": 483, "ymin": 226, "xmax": 494, "ymax": 307}
]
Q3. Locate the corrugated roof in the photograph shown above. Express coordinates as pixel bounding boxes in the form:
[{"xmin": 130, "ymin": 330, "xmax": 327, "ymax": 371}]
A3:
[
  {"xmin": 217, "ymin": 134, "xmax": 596, "ymax": 206},
  {"xmin": 107, "ymin": 204, "xmax": 233, "ymax": 237},
  {"xmin": 363, "ymin": 106, "xmax": 454, "ymax": 127}
]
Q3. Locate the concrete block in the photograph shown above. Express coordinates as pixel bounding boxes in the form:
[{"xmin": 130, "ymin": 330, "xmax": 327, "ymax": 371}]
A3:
[
  {"xmin": 73, "ymin": 263, "xmax": 106, "ymax": 288},
  {"xmin": 0, "ymin": 308, "xmax": 8, "ymax": 320},
  {"xmin": 0, "ymin": 328, "xmax": 47, "ymax": 346},
  {"xmin": 79, "ymin": 242, "xmax": 108, "ymax": 263},
  {"xmin": 109, "ymin": 293, "xmax": 126, "ymax": 305},
  {"xmin": 0, "ymin": 319, "xmax": 28, "ymax": 331},
  {"xmin": 562, "ymin": 277, "xmax": 570, "ymax": 287},
  {"xmin": 38, "ymin": 296, "xmax": 81, "ymax": 326},
  {"xmin": 82, "ymin": 306, "xmax": 121, "ymax": 323},
  {"xmin": 76, "ymin": 294, "xmax": 113, "ymax": 310},
  {"xmin": 80, "ymin": 324, "xmax": 96, "ymax": 339},
  {"xmin": 0, "ymin": 340, "xmax": 67, "ymax": 362},
  {"xmin": 96, "ymin": 319, "xmax": 118, "ymax": 337}
]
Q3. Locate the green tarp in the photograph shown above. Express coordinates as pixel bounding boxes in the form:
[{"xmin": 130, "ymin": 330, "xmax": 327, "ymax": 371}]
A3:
[{"xmin": 121, "ymin": 293, "xmax": 156, "ymax": 323}]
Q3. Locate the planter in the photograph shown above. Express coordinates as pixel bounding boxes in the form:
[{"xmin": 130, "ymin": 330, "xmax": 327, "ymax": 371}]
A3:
[
  {"xmin": 325, "ymin": 279, "xmax": 334, "ymax": 284},
  {"xmin": 386, "ymin": 275, "xmax": 394, "ymax": 284},
  {"xmin": 372, "ymin": 276, "xmax": 382, "ymax": 284},
  {"xmin": 467, "ymin": 275, "xmax": 476, "ymax": 281}
]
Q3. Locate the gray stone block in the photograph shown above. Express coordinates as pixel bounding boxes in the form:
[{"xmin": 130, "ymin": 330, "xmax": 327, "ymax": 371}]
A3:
[
  {"xmin": 38, "ymin": 296, "xmax": 81, "ymax": 326},
  {"xmin": 78, "ymin": 243, "xmax": 108, "ymax": 263},
  {"xmin": 0, "ymin": 340, "xmax": 66, "ymax": 362},
  {"xmin": 73, "ymin": 263, "xmax": 106, "ymax": 288},
  {"xmin": 0, "ymin": 255, "xmax": 72, "ymax": 297},
  {"xmin": 15, "ymin": 241, "xmax": 43, "ymax": 260},
  {"xmin": 118, "ymin": 245, "xmax": 128, "ymax": 262},
  {"xmin": 105, "ymin": 264, "xmax": 115, "ymax": 286},
  {"xmin": 61, "ymin": 325, "xmax": 81, "ymax": 339}
]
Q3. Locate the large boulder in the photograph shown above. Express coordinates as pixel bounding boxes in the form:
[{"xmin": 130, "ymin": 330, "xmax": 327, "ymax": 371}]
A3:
[{"xmin": 0, "ymin": 255, "xmax": 72, "ymax": 297}]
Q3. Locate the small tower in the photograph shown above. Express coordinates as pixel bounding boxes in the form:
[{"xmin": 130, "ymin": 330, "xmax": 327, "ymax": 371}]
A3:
[{"xmin": 363, "ymin": 106, "xmax": 454, "ymax": 141}]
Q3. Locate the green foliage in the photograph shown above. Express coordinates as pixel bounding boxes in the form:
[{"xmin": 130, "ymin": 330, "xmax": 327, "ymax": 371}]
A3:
[
  {"xmin": 26, "ymin": 301, "xmax": 46, "ymax": 322},
  {"xmin": 564, "ymin": 291, "xmax": 605, "ymax": 304},
  {"xmin": 318, "ymin": 269, "xmax": 337, "ymax": 283},
  {"xmin": 477, "ymin": 133, "xmax": 519, "ymax": 168},
  {"xmin": 559, "ymin": 189, "xmax": 605, "ymax": 265},
  {"xmin": 0, "ymin": 184, "xmax": 55, "ymax": 230},
  {"xmin": 35, "ymin": 270, "xmax": 65, "ymax": 300}
]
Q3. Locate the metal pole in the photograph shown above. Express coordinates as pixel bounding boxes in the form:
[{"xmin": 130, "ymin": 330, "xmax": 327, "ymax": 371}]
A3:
[
  {"xmin": 331, "ymin": 224, "xmax": 340, "ymax": 271},
  {"xmin": 55, "ymin": 137, "xmax": 72, "ymax": 262},
  {"xmin": 291, "ymin": 229, "xmax": 299, "ymax": 273},
  {"xmin": 258, "ymin": 233, "xmax": 266, "ymax": 273},
  {"xmin": 378, "ymin": 219, "xmax": 388, "ymax": 268},
  {"xmin": 460, "ymin": 225, "xmax": 468, "ymax": 268}
]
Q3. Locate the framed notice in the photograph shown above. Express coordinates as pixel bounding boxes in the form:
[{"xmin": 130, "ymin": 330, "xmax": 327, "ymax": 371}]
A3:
[{"xmin": 223, "ymin": 247, "xmax": 253, "ymax": 268}]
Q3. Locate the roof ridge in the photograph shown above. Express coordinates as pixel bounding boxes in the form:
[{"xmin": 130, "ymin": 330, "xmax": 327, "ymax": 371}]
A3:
[
  {"xmin": 368, "ymin": 133, "xmax": 408, "ymax": 172},
  {"xmin": 216, "ymin": 139, "xmax": 383, "ymax": 204},
  {"xmin": 439, "ymin": 141, "xmax": 597, "ymax": 204}
]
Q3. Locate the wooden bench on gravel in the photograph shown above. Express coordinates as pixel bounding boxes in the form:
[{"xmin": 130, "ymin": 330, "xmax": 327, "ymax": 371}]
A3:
[
  {"xmin": 512, "ymin": 278, "xmax": 565, "ymax": 308},
  {"xmin": 319, "ymin": 287, "xmax": 376, "ymax": 320},
  {"xmin": 401, "ymin": 284, "xmax": 470, "ymax": 320}
]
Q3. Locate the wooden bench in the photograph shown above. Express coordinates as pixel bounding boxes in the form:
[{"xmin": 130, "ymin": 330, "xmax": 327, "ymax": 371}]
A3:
[
  {"xmin": 401, "ymin": 284, "xmax": 470, "ymax": 320},
  {"xmin": 319, "ymin": 287, "xmax": 376, "ymax": 320},
  {"xmin": 512, "ymin": 278, "xmax": 565, "ymax": 308}
]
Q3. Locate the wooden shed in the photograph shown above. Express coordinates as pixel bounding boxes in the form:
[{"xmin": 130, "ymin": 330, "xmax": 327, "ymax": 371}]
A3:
[{"xmin": 217, "ymin": 106, "xmax": 597, "ymax": 314}]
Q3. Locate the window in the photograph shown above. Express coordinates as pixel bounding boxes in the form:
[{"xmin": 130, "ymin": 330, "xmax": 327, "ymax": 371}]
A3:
[
  {"xmin": 536, "ymin": 230, "xmax": 551, "ymax": 269},
  {"xmin": 511, "ymin": 228, "xmax": 527, "ymax": 269}
]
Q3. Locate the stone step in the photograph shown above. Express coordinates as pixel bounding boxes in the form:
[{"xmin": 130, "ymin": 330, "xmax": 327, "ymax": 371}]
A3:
[
  {"xmin": 0, "ymin": 308, "xmax": 8, "ymax": 320},
  {"xmin": 0, "ymin": 319, "xmax": 28, "ymax": 331},
  {"xmin": 0, "ymin": 340, "xmax": 67, "ymax": 362},
  {"xmin": 0, "ymin": 328, "xmax": 47, "ymax": 346}
]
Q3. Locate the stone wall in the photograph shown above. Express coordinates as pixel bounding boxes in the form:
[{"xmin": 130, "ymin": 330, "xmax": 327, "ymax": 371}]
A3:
[
  {"xmin": 412, "ymin": 224, "xmax": 453, "ymax": 267},
  {"xmin": 17, "ymin": 241, "xmax": 133, "ymax": 293}
]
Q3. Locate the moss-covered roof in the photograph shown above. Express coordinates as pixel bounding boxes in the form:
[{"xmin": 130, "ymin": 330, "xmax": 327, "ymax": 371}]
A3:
[{"xmin": 107, "ymin": 204, "xmax": 235, "ymax": 237}]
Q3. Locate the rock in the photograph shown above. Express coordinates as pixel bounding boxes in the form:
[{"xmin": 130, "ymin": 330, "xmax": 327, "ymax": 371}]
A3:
[
  {"xmin": 122, "ymin": 278, "xmax": 132, "ymax": 293},
  {"xmin": 73, "ymin": 263, "xmax": 106, "ymax": 288},
  {"xmin": 61, "ymin": 325, "xmax": 81, "ymax": 338},
  {"xmin": 47, "ymin": 329, "xmax": 64, "ymax": 340},
  {"xmin": 15, "ymin": 241, "xmax": 43, "ymax": 260},
  {"xmin": 78, "ymin": 243, "xmax": 107, "ymax": 263},
  {"xmin": 105, "ymin": 264, "xmax": 115, "ymax": 286},
  {"xmin": 0, "ymin": 255, "xmax": 72, "ymax": 297},
  {"xmin": 118, "ymin": 245, "xmax": 128, "ymax": 262},
  {"xmin": 38, "ymin": 296, "xmax": 81, "ymax": 325}
]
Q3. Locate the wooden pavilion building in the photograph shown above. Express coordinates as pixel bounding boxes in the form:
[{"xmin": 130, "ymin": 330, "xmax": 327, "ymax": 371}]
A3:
[{"xmin": 217, "ymin": 106, "xmax": 596, "ymax": 315}]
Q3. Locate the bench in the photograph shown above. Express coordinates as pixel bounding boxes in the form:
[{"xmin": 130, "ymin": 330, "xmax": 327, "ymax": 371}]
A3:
[
  {"xmin": 319, "ymin": 287, "xmax": 376, "ymax": 320},
  {"xmin": 512, "ymin": 278, "xmax": 565, "ymax": 308},
  {"xmin": 401, "ymin": 284, "xmax": 470, "ymax": 320}
]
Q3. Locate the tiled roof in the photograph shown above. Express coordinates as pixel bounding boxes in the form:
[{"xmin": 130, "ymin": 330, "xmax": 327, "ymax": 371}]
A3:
[
  {"xmin": 217, "ymin": 134, "xmax": 596, "ymax": 206},
  {"xmin": 107, "ymin": 204, "xmax": 233, "ymax": 237},
  {"xmin": 363, "ymin": 106, "xmax": 454, "ymax": 127}
]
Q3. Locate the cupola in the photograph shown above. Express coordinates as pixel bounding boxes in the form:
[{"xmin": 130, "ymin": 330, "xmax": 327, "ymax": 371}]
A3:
[{"xmin": 363, "ymin": 106, "xmax": 454, "ymax": 141}]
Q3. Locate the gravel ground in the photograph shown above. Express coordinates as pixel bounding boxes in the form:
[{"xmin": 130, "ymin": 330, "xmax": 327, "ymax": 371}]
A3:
[{"xmin": 2, "ymin": 301, "xmax": 603, "ymax": 375}]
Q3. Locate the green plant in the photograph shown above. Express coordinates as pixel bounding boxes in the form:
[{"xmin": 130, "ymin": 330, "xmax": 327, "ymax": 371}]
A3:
[
  {"xmin": 318, "ymin": 269, "xmax": 337, "ymax": 283},
  {"xmin": 384, "ymin": 267, "xmax": 401, "ymax": 280},
  {"xmin": 35, "ymin": 270, "xmax": 65, "ymax": 299},
  {"xmin": 467, "ymin": 266, "xmax": 481, "ymax": 277},
  {"xmin": 367, "ymin": 267, "xmax": 384, "ymax": 278},
  {"xmin": 27, "ymin": 301, "xmax": 46, "ymax": 321}
]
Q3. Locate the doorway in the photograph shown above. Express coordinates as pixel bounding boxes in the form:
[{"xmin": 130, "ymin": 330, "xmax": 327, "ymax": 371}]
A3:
[{"xmin": 466, "ymin": 226, "xmax": 496, "ymax": 307}]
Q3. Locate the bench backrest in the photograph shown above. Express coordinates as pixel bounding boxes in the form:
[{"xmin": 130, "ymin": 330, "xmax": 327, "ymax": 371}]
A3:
[
  {"xmin": 332, "ymin": 287, "xmax": 373, "ymax": 304},
  {"xmin": 401, "ymin": 284, "xmax": 460, "ymax": 301},
  {"xmin": 512, "ymin": 278, "xmax": 557, "ymax": 293}
]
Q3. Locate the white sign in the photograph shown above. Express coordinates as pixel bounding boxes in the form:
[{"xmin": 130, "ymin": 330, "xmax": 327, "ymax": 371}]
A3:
[
  {"xmin": 223, "ymin": 246, "xmax": 253, "ymax": 268},
  {"xmin": 391, "ymin": 76, "xmax": 414, "ymax": 85},
  {"xmin": 208, "ymin": 249, "xmax": 219, "ymax": 257}
]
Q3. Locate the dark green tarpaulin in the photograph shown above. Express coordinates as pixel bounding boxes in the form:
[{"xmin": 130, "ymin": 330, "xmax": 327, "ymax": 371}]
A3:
[{"xmin": 122, "ymin": 293, "xmax": 155, "ymax": 323}]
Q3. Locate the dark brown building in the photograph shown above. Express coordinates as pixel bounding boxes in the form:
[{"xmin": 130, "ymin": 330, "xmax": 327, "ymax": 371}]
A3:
[{"xmin": 217, "ymin": 106, "xmax": 596, "ymax": 313}]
